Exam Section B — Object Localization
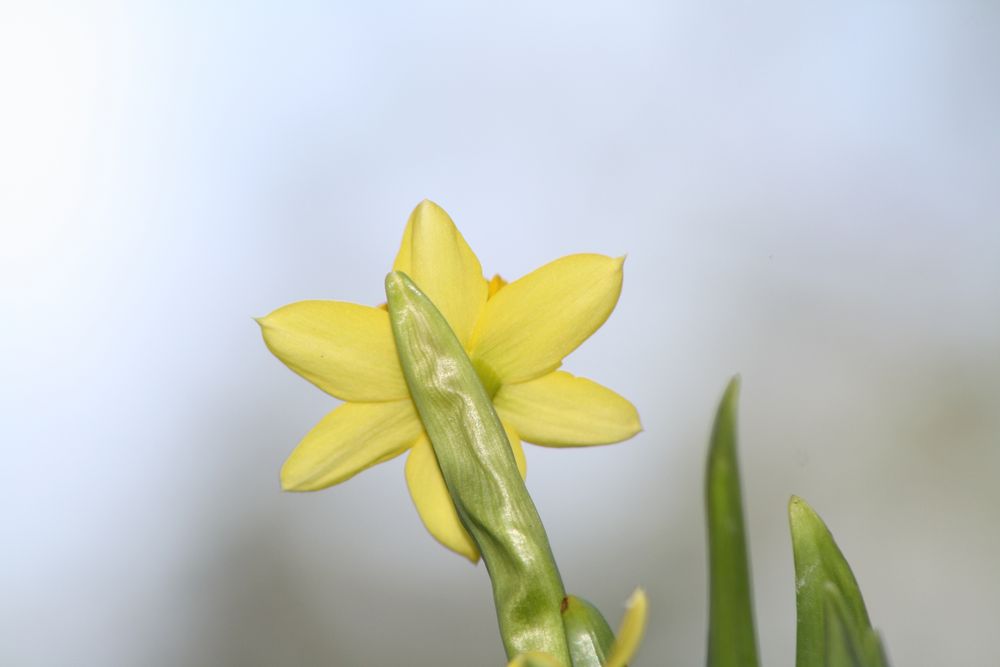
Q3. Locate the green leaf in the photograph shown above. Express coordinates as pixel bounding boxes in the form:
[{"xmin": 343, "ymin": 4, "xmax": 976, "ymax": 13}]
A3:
[
  {"xmin": 385, "ymin": 271, "xmax": 571, "ymax": 665},
  {"xmin": 561, "ymin": 595, "xmax": 615, "ymax": 667},
  {"xmin": 705, "ymin": 376, "xmax": 760, "ymax": 667},
  {"xmin": 789, "ymin": 497, "xmax": 889, "ymax": 667},
  {"xmin": 823, "ymin": 584, "xmax": 890, "ymax": 667},
  {"xmin": 823, "ymin": 584, "xmax": 864, "ymax": 667}
]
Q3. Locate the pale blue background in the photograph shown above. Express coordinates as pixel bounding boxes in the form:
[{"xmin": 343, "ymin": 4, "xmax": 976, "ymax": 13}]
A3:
[{"xmin": 3, "ymin": 1, "xmax": 999, "ymax": 665}]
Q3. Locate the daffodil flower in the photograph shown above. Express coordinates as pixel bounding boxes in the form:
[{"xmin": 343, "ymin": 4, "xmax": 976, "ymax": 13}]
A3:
[{"xmin": 259, "ymin": 200, "xmax": 641, "ymax": 560}]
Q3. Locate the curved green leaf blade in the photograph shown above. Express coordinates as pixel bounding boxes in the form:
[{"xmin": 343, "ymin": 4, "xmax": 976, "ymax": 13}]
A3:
[
  {"xmin": 789, "ymin": 496, "xmax": 888, "ymax": 667},
  {"xmin": 705, "ymin": 376, "xmax": 760, "ymax": 667}
]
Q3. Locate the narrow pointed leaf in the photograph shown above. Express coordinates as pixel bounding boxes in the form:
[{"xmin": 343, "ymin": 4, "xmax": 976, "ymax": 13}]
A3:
[
  {"xmin": 789, "ymin": 496, "xmax": 888, "ymax": 667},
  {"xmin": 705, "ymin": 377, "xmax": 760, "ymax": 667},
  {"xmin": 386, "ymin": 271, "xmax": 570, "ymax": 665}
]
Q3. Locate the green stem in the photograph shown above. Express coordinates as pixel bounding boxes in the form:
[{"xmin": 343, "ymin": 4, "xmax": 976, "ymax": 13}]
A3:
[{"xmin": 386, "ymin": 271, "xmax": 571, "ymax": 664}]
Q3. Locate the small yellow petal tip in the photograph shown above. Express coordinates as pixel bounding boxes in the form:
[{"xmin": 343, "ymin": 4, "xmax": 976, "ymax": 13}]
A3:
[
  {"xmin": 615, "ymin": 403, "xmax": 643, "ymax": 441},
  {"xmin": 605, "ymin": 587, "xmax": 648, "ymax": 667},
  {"xmin": 487, "ymin": 274, "xmax": 508, "ymax": 298},
  {"xmin": 279, "ymin": 466, "xmax": 304, "ymax": 492},
  {"xmin": 280, "ymin": 475, "xmax": 320, "ymax": 493},
  {"xmin": 254, "ymin": 309, "xmax": 287, "ymax": 333},
  {"xmin": 410, "ymin": 198, "xmax": 449, "ymax": 221},
  {"xmin": 626, "ymin": 586, "xmax": 647, "ymax": 608},
  {"xmin": 628, "ymin": 402, "xmax": 643, "ymax": 435},
  {"xmin": 424, "ymin": 520, "xmax": 482, "ymax": 564},
  {"xmin": 403, "ymin": 199, "xmax": 462, "ymax": 244},
  {"xmin": 280, "ymin": 456, "xmax": 323, "ymax": 493}
]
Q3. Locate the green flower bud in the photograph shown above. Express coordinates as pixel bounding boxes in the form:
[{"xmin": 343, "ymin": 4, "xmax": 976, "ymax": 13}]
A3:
[
  {"xmin": 386, "ymin": 271, "xmax": 571, "ymax": 665},
  {"xmin": 561, "ymin": 595, "xmax": 615, "ymax": 667}
]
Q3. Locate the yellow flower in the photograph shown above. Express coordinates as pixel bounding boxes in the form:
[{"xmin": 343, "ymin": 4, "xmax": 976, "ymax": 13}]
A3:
[{"xmin": 258, "ymin": 200, "xmax": 641, "ymax": 561}]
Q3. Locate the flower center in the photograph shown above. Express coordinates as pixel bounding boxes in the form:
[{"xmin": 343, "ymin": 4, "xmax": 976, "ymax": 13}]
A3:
[
  {"xmin": 469, "ymin": 273, "xmax": 509, "ymax": 398},
  {"xmin": 472, "ymin": 356, "xmax": 502, "ymax": 399}
]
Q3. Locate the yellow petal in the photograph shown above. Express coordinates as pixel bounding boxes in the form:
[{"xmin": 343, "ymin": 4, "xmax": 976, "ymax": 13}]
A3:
[
  {"xmin": 405, "ymin": 435, "xmax": 479, "ymax": 562},
  {"xmin": 469, "ymin": 254, "xmax": 625, "ymax": 384},
  {"xmin": 505, "ymin": 421, "xmax": 528, "ymax": 478},
  {"xmin": 258, "ymin": 300, "xmax": 408, "ymax": 402},
  {"xmin": 405, "ymin": 422, "xmax": 526, "ymax": 562},
  {"xmin": 605, "ymin": 588, "xmax": 648, "ymax": 667},
  {"xmin": 494, "ymin": 371, "xmax": 642, "ymax": 447},
  {"xmin": 392, "ymin": 200, "xmax": 488, "ymax": 346},
  {"xmin": 507, "ymin": 652, "xmax": 565, "ymax": 667},
  {"xmin": 281, "ymin": 399, "xmax": 421, "ymax": 491}
]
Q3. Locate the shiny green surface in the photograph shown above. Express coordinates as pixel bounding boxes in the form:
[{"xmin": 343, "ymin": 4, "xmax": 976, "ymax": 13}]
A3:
[
  {"xmin": 385, "ymin": 271, "xmax": 571, "ymax": 664},
  {"xmin": 562, "ymin": 595, "xmax": 615, "ymax": 667},
  {"xmin": 789, "ymin": 497, "xmax": 888, "ymax": 667},
  {"xmin": 705, "ymin": 377, "xmax": 760, "ymax": 667}
]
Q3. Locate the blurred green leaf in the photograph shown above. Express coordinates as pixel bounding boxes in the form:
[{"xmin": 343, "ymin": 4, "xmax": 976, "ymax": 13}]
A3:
[
  {"xmin": 705, "ymin": 377, "xmax": 760, "ymax": 667},
  {"xmin": 789, "ymin": 496, "xmax": 888, "ymax": 667}
]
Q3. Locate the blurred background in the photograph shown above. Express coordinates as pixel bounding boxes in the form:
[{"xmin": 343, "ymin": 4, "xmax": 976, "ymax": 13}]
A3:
[{"xmin": 2, "ymin": 1, "xmax": 998, "ymax": 665}]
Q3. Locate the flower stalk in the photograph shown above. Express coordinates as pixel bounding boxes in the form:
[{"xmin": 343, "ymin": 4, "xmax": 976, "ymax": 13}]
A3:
[{"xmin": 386, "ymin": 271, "xmax": 571, "ymax": 664}]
